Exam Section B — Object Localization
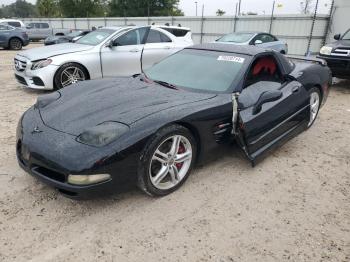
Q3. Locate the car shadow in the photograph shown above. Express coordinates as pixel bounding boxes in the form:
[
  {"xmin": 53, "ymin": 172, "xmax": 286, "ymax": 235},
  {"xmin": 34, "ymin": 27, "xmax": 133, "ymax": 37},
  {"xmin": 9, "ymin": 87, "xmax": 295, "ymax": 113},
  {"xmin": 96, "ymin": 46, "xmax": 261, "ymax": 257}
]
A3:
[{"xmin": 332, "ymin": 78, "xmax": 350, "ymax": 93}]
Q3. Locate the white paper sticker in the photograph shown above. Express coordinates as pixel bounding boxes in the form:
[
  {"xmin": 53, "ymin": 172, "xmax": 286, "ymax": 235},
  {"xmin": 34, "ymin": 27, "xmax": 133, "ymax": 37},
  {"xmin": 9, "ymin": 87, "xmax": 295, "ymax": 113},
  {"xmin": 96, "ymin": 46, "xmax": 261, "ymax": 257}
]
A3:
[
  {"xmin": 217, "ymin": 56, "xmax": 245, "ymax": 63},
  {"xmin": 96, "ymin": 35, "xmax": 104, "ymax": 40}
]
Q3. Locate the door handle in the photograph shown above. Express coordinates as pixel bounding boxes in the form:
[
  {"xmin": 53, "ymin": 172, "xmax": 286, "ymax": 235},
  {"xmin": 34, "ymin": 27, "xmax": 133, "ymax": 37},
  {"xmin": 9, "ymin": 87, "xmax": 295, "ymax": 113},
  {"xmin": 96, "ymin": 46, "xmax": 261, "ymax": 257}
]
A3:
[
  {"xmin": 129, "ymin": 49, "xmax": 140, "ymax": 53},
  {"xmin": 292, "ymin": 86, "xmax": 299, "ymax": 93}
]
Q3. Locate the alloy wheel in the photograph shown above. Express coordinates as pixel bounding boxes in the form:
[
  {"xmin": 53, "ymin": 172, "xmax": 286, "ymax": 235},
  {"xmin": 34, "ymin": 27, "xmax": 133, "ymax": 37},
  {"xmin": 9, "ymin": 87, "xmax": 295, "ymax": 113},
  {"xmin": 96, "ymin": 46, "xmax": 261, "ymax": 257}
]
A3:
[
  {"xmin": 60, "ymin": 66, "xmax": 86, "ymax": 87},
  {"xmin": 149, "ymin": 135, "xmax": 193, "ymax": 190},
  {"xmin": 10, "ymin": 39, "xmax": 22, "ymax": 50},
  {"xmin": 308, "ymin": 91, "xmax": 320, "ymax": 127}
]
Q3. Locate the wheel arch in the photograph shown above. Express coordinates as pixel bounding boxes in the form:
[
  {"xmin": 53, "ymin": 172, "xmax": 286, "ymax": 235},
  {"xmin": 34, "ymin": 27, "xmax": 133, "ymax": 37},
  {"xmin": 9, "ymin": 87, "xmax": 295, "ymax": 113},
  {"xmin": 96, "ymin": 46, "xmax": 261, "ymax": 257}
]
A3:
[{"xmin": 8, "ymin": 36, "xmax": 23, "ymax": 45}]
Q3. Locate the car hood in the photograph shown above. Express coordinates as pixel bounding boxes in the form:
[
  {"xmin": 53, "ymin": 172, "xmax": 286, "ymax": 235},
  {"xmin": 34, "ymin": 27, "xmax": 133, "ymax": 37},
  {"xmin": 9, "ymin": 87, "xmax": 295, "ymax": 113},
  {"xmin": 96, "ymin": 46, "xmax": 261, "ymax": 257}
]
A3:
[
  {"xmin": 39, "ymin": 77, "xmax": 216, "ymax": 136},
  {"xmin": 328, "ymin": 40, "xmax": 350, "ymax": 48},
  {"xmin": 17, "ymin": 43, "xmax": 93, "ymax": 60}
]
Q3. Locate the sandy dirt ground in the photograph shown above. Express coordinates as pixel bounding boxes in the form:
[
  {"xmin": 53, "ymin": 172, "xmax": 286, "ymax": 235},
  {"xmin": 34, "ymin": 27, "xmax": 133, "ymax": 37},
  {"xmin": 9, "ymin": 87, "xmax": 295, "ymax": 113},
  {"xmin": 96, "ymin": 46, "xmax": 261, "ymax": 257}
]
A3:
[{"xmin": 0, "ymin": 44, "xmax": 349, "ymax": 262}]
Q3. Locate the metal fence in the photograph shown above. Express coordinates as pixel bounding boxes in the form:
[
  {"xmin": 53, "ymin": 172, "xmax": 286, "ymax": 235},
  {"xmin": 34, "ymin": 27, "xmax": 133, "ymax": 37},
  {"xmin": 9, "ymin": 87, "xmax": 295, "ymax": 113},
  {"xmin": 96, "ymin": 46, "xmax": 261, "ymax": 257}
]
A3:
[{"xmin": 22, "ymin": 14, "xmax": 330, "ymax": 56}]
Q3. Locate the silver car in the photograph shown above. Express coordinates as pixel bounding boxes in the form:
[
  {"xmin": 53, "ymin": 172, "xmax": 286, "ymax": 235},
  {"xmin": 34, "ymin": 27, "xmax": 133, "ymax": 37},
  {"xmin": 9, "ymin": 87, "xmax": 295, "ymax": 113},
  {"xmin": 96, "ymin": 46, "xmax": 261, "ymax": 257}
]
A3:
[
  {"xmin": 216, "ymin": 31, "xmax": 288, "ymax": 54},
  {"xmin": 14, "ymin": 25, "xmax": 193, "ymax": 90}
]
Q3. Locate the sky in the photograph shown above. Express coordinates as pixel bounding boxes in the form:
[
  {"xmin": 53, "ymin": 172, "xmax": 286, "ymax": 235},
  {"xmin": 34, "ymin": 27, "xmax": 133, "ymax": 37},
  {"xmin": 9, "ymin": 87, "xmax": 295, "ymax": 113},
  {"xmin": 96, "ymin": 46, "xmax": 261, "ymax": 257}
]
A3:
[{"xmin": 0, "ymin": 0, "xmax": 333, "ymax": 16}]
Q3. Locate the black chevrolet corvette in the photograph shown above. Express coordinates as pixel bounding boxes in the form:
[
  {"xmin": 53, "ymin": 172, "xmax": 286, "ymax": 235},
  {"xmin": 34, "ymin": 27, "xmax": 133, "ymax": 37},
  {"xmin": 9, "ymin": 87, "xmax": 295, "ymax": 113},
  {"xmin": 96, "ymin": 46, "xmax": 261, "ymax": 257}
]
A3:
[{"xmin": 16, "ymin": 43, "xmax": 331, "ymax": 199}]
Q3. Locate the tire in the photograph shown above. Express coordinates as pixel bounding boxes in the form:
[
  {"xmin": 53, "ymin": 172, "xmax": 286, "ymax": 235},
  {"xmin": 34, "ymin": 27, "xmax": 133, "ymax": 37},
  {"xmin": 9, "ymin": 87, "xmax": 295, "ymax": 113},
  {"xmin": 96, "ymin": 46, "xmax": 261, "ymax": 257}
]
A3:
[
  {"xmin": 280, "ymin": 50, "xmax": 286, "ymax": 55},
  {"xmin": 137, "ymin": 125, "xmax": 197, "ymax": 197},
  {"xmin": 54, "ymin": 63, "xmax": 88, "ymax": 90},
  {"xmin": 9, "ymin": 38, "xmax": 23, "ymax": 50},
  {"xmin": 307, "ymin": 87, "xmax": 321, "ymax": 128}
]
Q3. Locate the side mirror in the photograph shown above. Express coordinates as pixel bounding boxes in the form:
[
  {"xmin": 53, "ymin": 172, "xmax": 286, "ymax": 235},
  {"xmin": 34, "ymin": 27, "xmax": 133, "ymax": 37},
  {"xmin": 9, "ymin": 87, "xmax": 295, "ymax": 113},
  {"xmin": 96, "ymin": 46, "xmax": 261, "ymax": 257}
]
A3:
[
  {"xmin": 107, "ymin": 40, "xmax": 114, "ymax": 48},
  {"xmin": 253, "ymin": 90, "xmax": 282, "ymax": 115},
  {"xmin": 334, "ymin": 34, "xmax": 341, "ymax": 40},
  {"xmin": 254, "ymin": 39, "xmax": 263, "ymax": 45},
  {"xmin": 26, "ymin": 26, "xmax": 32, "ymax": 29}
]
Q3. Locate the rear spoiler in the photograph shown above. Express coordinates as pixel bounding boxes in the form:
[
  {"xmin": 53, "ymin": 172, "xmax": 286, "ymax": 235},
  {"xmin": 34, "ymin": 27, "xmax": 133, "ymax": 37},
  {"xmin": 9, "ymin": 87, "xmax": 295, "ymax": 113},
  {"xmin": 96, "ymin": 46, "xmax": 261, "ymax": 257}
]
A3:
[{"xmin": 286, "ymin": 55, "xmax": 327, "ymax": 66}]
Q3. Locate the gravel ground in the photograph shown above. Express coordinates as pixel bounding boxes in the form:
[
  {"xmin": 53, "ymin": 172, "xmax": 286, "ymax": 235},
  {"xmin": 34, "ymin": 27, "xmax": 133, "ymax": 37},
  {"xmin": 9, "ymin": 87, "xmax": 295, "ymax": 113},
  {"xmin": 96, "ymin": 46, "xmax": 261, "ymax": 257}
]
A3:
[{"xmin": 0, "ymin": 44, "xmax": 349, "ymax": 262}]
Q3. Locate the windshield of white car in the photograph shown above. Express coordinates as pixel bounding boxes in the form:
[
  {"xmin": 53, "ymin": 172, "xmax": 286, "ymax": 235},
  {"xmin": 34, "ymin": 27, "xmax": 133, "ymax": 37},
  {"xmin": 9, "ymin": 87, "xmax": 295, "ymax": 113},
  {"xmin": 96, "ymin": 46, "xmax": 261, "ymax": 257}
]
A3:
[
  {"xmin": 76, "ymin": 29, "xmax": 114, "ymax": 45},
  {"xmin": 217, "ymin": 33, "xmax": 254, "ymax": 43},
  {"xmin": 343, "ymin": 30, "xmax": 350, "ymax": 40},
  {"xmin": 145, "ymin": 49, "xmax": 248, "ymax": 93}
]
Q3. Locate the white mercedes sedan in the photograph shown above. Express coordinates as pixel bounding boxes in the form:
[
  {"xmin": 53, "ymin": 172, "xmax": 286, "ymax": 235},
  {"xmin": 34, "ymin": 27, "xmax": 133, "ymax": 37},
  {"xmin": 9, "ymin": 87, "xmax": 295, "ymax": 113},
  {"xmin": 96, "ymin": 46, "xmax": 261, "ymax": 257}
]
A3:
[{"xmin": 14, "ymin": 25, "xmax": 193, "ymax": 90}]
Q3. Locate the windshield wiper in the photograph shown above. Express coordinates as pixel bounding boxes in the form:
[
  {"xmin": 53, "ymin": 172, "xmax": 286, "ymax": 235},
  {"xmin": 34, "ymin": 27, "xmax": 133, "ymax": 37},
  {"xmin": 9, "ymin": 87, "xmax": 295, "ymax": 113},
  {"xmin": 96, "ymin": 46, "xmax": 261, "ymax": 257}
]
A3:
[{"xmin": 153, "ymin": 80, "xmax": 178, "ymax": 90}]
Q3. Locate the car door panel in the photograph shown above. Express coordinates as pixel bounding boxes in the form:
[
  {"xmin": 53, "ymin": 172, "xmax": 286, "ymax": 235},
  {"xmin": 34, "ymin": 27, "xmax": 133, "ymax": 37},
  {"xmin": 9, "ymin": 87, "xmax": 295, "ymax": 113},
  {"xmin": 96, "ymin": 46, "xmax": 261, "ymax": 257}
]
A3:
[{"xmin": 238, "ymin": 80, "xmax": 309, "ymax": 157}]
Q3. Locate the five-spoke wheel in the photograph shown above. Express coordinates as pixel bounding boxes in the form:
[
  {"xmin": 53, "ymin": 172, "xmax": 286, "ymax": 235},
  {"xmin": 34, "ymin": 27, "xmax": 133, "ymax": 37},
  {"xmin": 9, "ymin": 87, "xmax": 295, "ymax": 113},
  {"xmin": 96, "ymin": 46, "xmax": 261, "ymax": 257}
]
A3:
[
  {"xmin": 138, "ymin": 125, "xmax": 196, "ymax": 196},
  {"xmin": 307, "ymin": 88, "xmax": 321, "ymax": 128},
  {"xmin": 54, "ymin": 63, "xmax": 88, "ymax": 89}
]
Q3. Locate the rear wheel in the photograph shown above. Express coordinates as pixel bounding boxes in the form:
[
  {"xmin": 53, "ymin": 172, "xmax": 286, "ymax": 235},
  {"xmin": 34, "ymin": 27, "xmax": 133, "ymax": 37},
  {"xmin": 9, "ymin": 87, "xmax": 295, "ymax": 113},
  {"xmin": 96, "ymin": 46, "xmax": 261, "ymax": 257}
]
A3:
[
  {"xmin": 54, "ymin": 63, "xmax": 88, "ymax": 89},
  {"xmin": 138, "ymin": 125, "xmax": 197, "ymax": 196},
  {"xmin": 9, "ymin": 38, "xmax": 22, "ymax": 50},
  {"xmin": 307, "ymin": 87, "xmax": 321, "ymax": 128}
]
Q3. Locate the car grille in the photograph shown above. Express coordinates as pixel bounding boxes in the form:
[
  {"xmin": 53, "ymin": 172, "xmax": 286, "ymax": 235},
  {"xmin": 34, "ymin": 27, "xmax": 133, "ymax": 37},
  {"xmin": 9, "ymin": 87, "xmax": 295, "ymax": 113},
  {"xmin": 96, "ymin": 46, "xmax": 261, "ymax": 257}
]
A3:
[
  {"xmin": 15, "ymin": 74, "xmax": 27, "ymax": 85},
  {"xmin": 331, "ymin": 48, "xmax": 350, "ymax": 57},
  {"xmin": 14, "ymin": 58, "xmax": 27, "ymax": 72}
]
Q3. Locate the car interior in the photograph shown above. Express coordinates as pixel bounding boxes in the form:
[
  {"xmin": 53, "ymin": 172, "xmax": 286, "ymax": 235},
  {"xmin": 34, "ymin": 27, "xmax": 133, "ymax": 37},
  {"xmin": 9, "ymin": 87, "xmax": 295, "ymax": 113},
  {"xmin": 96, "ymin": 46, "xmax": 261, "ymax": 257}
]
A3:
[{"xmin": 239, "ymin": 55, "xmax": 284, "ymax": 108}]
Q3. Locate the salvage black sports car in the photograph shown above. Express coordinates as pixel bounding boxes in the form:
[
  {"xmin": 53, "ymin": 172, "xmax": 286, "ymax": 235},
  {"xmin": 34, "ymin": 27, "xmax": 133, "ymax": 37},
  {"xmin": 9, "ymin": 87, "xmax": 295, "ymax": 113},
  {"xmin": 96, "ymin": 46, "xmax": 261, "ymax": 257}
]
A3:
[{"xmin": 16, "ymin": 43, "xmax": 331, "ymax": 199}]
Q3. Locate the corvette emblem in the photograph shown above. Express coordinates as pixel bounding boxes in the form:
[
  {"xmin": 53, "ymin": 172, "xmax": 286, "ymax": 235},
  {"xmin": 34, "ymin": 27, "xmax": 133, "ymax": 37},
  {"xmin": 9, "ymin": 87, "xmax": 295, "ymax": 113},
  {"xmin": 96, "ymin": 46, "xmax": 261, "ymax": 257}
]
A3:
[{"xmin": 31, "ymin": 126, "xmax": 42, "ymax": 134}]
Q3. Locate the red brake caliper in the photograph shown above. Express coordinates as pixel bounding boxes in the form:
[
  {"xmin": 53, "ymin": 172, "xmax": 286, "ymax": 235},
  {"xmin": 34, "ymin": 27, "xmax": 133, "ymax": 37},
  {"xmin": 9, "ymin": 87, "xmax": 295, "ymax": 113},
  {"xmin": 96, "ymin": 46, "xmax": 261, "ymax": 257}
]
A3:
[{"xmin": 176, "ymin": 143, "xmax": 185, "ymax": 169}]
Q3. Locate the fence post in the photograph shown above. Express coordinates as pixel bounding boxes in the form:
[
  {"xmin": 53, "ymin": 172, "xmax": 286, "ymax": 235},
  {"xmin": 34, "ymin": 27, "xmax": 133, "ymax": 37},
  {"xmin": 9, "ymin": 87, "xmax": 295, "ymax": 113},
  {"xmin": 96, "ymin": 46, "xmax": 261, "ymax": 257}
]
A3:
[
  {"xmin": 61, "ymin": 18, "xmax": 64, "ymax": 29},
  {"xmin": 269, "ymin": 0, "xmax": 275, "ymax": 33},
  {"xmin": 233, "ymin": 3, "xmax": 238, "ymax": 32},
  {"xmin": 306, "ymin": 0, "xmax": 320, "ymax": 55},
  {"xmin": 87, "ymin": 18, "xmax": 90, "ymax": 29},
  {"xmin": 200, "ymin": 5, "xmax": 204, "ymax": 44},
  {"xmin": 74, "ymin": 18, "xmax": 77, "ymax": 29},
  {"xmin": 322, "ymin": 0, "xmax": 335, "ymax": 45}
]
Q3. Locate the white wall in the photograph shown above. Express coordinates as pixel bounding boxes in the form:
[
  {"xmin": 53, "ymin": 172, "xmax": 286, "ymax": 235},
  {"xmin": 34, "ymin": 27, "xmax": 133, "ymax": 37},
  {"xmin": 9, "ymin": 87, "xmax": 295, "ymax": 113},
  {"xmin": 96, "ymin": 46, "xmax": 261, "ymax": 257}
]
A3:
[
  {"xmin": 327, "ymin": 0, "xmax": 350, "ymax": 43},
  {"xmin": 22, "ymin": 14, "xmax": 330, "ymax": 56}
]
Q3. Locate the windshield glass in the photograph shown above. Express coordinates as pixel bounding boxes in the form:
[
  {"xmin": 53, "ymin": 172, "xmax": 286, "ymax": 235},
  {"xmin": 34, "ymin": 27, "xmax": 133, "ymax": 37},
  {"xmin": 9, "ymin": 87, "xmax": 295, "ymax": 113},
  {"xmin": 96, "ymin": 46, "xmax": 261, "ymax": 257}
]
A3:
[
  {"xmin": 342, "ymin": 30, "xmax": 350, "ymax": 40},
  {"xmin": 145, "ymin": 49, "xmax": 248, "ymax": 93},
  {"xmin": 217, "ymin": 33, "xmax": 254, "ymax": 43},
  {"xmin": 76, "ymin": 29, "xmax": 114, "ymax": 45}
]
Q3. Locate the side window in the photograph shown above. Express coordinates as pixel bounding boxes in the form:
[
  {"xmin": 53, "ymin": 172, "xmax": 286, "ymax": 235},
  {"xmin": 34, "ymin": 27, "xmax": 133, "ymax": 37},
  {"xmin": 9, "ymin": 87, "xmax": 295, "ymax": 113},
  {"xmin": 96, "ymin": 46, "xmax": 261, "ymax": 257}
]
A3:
[
  {"xmin": 115, "ymin": 27, "xmax": 148, "ymax": 46},
  {"xmin": 35, "ymin": 23, "xmax": 41, "ymax": 29},
  {"xmin": 0, "ymin": 24, "xmax": 7, "ymax": 31},
  {"xmin": 245, "ymin": 55, "xmax": 283, "ymax": 88},
  {"xmin": 260, "ymin": 34, "xmax": 275, "ymax": 43},
  {"xmin": 26, "ymin": 23, "xmax": 34, "ymax": 29},
  {"xmin": 146, "ymin": 29, "xmax": 162, "ymax": 43},
  {"xmin": 41, "ymin": 23, "xmax": 49, "ymax": 29},
  {"xmin": 8, "ymin": 22, "xmax": 21, "ymax": 27},
  {"xmin": 160, "ymin": 32, "xmax": 172, "ymax": 42}
]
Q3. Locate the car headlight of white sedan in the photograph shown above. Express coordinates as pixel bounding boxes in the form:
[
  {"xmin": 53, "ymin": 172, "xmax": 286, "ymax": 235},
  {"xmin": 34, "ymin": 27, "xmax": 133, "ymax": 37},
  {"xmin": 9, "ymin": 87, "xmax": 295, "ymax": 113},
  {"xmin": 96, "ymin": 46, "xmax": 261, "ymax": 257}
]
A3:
[
  {"xmin": 319, "ymin": 46, "xmax": 333, "ymax": 56},
  {"xmin": 31, "ymin": 59, "xmax": 52, "ymax": 70}
]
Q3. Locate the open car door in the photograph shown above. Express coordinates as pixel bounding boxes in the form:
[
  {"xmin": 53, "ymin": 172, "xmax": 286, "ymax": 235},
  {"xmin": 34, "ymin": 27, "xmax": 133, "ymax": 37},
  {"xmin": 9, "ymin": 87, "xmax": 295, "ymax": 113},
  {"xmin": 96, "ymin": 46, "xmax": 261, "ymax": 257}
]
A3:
[{"xmin": 235, "ymin": 80, "xmax": 310, "ymax": 165}]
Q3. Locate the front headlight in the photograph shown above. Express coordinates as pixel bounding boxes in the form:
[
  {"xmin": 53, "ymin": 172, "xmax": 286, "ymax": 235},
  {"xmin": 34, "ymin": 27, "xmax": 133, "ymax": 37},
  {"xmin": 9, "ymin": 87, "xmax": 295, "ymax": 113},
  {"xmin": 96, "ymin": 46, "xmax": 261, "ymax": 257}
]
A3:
[
  {"xmin": 31, "ymin": 59, "xmax": 52, "ymax": 70},
  {"xmin": 320, "ymin": 46, "xmax": 333, "ymax": 55},
  {"xmin": 77, "ymin": 122, "xmax": 129, "ymax": 147}
]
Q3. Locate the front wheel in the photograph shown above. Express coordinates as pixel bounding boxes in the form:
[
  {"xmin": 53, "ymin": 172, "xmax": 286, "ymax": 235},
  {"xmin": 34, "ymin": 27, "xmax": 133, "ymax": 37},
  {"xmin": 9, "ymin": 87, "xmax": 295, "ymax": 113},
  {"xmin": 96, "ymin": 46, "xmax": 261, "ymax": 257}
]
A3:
[
  {"xmin": 54, "ymin": 63, "xmax": 88, "ymax": 89},
  {"xmin": 137, "ymin": 125, "xmax": 197, "ymax": 196},
  {"xmin": 307, "ymin": 87, "xmax": 321, "ymax": 128}
]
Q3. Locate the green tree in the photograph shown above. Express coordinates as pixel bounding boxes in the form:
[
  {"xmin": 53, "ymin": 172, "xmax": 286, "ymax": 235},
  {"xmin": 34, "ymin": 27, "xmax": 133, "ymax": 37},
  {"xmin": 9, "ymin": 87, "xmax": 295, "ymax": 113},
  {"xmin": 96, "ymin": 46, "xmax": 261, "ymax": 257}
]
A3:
[
  {"xmin": 1, "ymin": 0, "xmax": 37, "ymax": 18},
  {"xmin": 216, "ymin": 9, "xmax": 225, "ymax": 16},
  {"xmin": 37, "ymin": 0, "xmax": 58, "ymax": 17},
  {"xmin": 58, "ymin": 0, "xmax": 104, "ymax": 17},
  {"xmin": 109, "ymin": 0, "xmax": 183, "ymax": 17}
]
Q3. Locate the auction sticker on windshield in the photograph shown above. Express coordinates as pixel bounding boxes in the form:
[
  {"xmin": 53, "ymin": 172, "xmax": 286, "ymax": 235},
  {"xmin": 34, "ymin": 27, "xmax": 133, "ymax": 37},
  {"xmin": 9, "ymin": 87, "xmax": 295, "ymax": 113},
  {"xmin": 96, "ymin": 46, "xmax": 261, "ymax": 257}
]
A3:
[{"xmin": 217, "ymin": 56, "xmax": 245, "ymax": 63}]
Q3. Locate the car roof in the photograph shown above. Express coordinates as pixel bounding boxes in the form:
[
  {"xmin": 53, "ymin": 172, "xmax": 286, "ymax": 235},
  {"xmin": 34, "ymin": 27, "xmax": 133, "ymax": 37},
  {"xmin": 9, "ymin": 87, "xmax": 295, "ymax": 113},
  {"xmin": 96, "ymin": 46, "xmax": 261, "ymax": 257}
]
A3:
[
  {"xmin": 186, "ymin": 43, "xmax": 270, "ymax": 56},
  {"xmin": 153, "ymin": 25, "xmax": 190, "ymax": 31}
]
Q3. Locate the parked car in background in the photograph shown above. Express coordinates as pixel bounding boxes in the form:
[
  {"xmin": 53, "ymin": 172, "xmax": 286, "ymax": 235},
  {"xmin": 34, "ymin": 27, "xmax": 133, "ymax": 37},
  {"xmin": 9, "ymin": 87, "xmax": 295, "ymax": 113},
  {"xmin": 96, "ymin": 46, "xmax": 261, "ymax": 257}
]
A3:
[
  {"xmin": 25, "ymin": 22, "xmax": 70, "ymax": 40},
  {"xmin": 0, "ymin": 19, "xmax": 25, "ymax": 29},
  {"xmin": 14, "ymin": 25, "xmax": 193, "ymax": 90},
  {"xmin": 0, "ymin": 24, "xmax": 29, "ymax": 50},
  {"xmin": 216, "ymin": 32, "xmax": 288, "ymax": 54},
  {"xmin": 318, "ymin": 29, "xmax": 350, "ymax": 79},
  {"xmin": 16, "ymin": 44, "xmax": 331, "ymax": 198},
  {"xmin": 44, "ymin": 30, "xmax": 91, "ymax": 45}
]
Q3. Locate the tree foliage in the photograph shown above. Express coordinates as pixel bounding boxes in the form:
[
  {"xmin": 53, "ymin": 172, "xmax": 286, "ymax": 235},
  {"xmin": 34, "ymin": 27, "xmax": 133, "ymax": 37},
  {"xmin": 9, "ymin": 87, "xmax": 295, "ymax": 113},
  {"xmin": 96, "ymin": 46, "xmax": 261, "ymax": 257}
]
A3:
[
  {"xmin": 109, "ymin": 0, "xmax": 183, "ymax": 17},
  {"xmin": 0, "ymin": 0, "xmax": 37, "ymax": 18},
  {"xmin": 58, "ymin": 0, "xmax": 106, "ymax": 17},
  {"xmin": 37, "ymin": 0, "xmax": 58, "ymax": 17},
  {"xmin": 216, "ymin": 9, "xmax": 225, "ymax": 16}
]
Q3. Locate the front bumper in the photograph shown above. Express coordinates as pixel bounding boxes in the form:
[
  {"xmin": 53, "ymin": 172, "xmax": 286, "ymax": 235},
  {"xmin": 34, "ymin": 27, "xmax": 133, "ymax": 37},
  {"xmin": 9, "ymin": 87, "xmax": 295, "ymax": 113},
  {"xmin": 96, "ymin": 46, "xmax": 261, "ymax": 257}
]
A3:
[
  {"xmin": 16, "ymin": 107, "xmax": 138, "ymax": 199},
  {"xmin": 317, "ymin": 54, "xmax": 350, "ymax": 79},
  {"xmin": 14, "ymin": 55, "xmax": 58, "ymax": 90}
]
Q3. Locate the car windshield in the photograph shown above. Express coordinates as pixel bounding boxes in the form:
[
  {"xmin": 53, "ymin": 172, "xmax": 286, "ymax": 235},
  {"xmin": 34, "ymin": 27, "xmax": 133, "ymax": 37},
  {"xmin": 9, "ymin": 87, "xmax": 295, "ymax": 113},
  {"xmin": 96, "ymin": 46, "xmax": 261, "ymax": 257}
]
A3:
[
  {"xmin": 342, "ymin": 30, "xmax": 350, "ymax": 40},
  {"xmin": 76, "ymin": 29, "xmax": 114, "ymax": 45},
  {"xmin": 67, "ymin": 31, "xmax": 83, "ymax": 37},
  {"xmin": 217, "ymin": 33, "xmax": 254, "ymax": 43},
  {"xmin": 145, "ymin": 49, "xmax": 248, "ymax": 93}
]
